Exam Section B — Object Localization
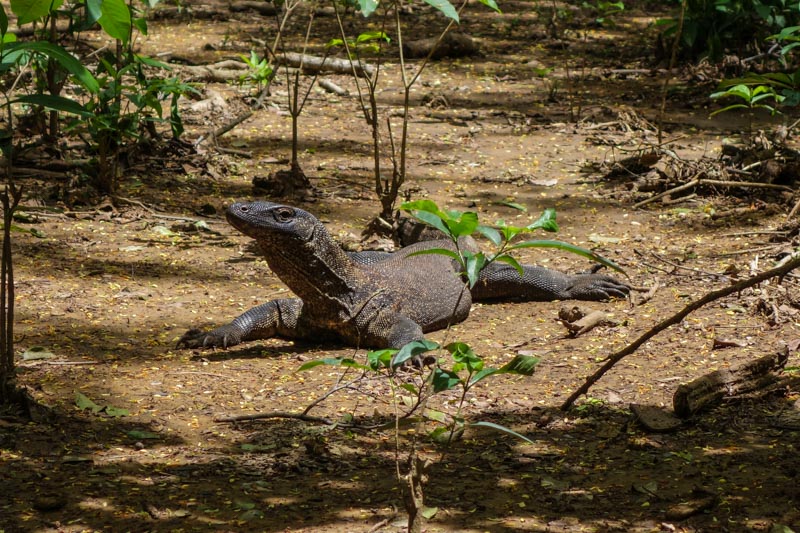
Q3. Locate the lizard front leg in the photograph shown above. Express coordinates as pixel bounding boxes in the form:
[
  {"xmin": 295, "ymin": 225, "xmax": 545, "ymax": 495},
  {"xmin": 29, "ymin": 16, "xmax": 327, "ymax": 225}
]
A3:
[{"xmin": 177, "ymin": 298, "xmax": 305, "ymax": 349}]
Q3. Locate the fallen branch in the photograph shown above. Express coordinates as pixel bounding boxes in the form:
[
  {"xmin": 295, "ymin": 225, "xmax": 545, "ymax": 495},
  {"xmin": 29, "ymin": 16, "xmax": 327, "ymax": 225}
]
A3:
[
  {"xmin": 319, "ymin": 78, "xmax": 349, "ymax": 96},
  {"xmin": 275, "ymin": 52, "xmax": 375, "ymax": 78},
  {"xmin": 174, "ymin": 61, "xmax": 248, "ymax": 83},
  {"xmin": 560, "ymin": 253, "xmax": 800, "ymax": 411},
  {"xmin": 558, "ymin": 306, "xmax": 619, "ymax": 337},
  {"xmin": 214, "ymin": 411, "xmax": 336, "ymax": 424},
  {"xmin": 634, "ymin": 177, "xmax": 794, "ymax": 209}
]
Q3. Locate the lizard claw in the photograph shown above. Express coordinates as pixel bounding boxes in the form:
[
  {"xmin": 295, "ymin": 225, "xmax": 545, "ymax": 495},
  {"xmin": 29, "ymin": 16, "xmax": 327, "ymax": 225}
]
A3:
[
  {"xmin": 176, "ymin": 326, "xmax": 242, "ymax": 349},
  {"xmin": 565, "ymin": 274, "xmax": 630, "ymax": 301}
]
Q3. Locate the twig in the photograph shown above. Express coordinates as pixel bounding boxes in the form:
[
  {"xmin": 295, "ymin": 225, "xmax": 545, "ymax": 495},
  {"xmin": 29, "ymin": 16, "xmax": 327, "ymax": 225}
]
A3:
[
  {"xmin": 713, "ymin": 244, "xmax": 783, "ymax": 257},
  {"xmin": 113, "ymin": 195, "xmax": 154, "ymax": 212},
  {"xmin": 215, "ymin": 146, "xmax": 252, "ymax": 158},
  {"xmin": 215, "ymin": 411, "xmax": 336, "ymax": 424},
  {"xmin": 560, "ymin": 253, "xmax": 800, "ymax": 411},
  {"xmin": 719, "ymin": 230, "xmax": 789, "ymax": 237},
  {"xmin": 633, "ymin": 281, "xmax": 659, "ymax": 306},
  {"xmin": 787, "ymin": 196, "xmax": 800, "ymax": 220},
  {"xmin": 368, "ymin": 505, "xmax": 399, "ymax": 533},
  {"xmin": 634, "ymin": 177, "xmax": 794, "ymax": 209},
  {"xmin": 18, "ymin": 360, "xmax": 98, "ymax": 366},
  {"xmin": 633, "ymin": 177, "xmax": 699, "ymax": 208},
  {"xmin": 646, "ymin": 250, "xmax": 731, "ymax": 280}
]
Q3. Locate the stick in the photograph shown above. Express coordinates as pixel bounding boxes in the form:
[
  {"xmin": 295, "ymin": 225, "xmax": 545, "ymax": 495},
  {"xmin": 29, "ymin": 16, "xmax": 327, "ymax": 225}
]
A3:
[
  {"xmin": 560, "ymin": 253, "xmax": 800, "ymax": 411},
  {"xmin": 634, "ymin": 177, "xmax": 794, "ymax": 209},
  {"xmin": 633, "ymin": 178, "xmax": 699, "ymax": 208},
  {"xmin": 214, "ymin": 411, "xmax": 336, "ymax": 424}
]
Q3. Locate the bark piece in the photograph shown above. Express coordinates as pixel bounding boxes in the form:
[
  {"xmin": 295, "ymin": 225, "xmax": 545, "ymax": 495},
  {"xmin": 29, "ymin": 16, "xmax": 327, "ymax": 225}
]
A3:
[
  {"xmin": 558, "ymin": 306, "xmax": 619, "ymax": 337},
  {"xmin": 318, "ymin": 79, "xmax": 349, "ymax": 96},
  {"xmin": 630, "ymin": 403, "xmax": 683, "ymax": 433},
  {"xmin": 402, "ymin": 32, "xmax": 479, "ymax": 60},
  {"xmin": 672, "ymin": 350, "xmax": 789, "ymax": 418}
]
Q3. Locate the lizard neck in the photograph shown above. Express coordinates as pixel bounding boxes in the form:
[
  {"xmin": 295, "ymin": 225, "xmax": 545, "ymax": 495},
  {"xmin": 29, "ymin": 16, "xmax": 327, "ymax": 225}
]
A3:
[{"xmin": 261, "ymin": 225, "xmax": 366, "ymax": 303}]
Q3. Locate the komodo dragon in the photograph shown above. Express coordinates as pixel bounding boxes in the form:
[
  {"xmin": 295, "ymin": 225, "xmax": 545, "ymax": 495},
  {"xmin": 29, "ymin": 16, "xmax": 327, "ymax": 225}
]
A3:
[{"xmin": 178, "ymin": 201, "xmax": 629, "ymax": 351}]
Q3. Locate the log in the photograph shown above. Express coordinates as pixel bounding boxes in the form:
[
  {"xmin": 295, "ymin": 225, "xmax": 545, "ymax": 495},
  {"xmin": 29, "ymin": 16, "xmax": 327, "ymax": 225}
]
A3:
[
  {"xmin": 318, "ymin": 78, "xmax": 349, "ymax": 96},
  {"xmin": 672, "ymin": 349, "xmax": 789, "ymax": 418},
  {"xmin": 228, "ymin": 1, "xmax": 278, "ymax": 16},
  {"xmin": 275, "ymin": 52, "xmax": 375, "ymax": 78},
  {"xmin": 402, "ymin": 32, "xmax": 479, "ymax": 60}
]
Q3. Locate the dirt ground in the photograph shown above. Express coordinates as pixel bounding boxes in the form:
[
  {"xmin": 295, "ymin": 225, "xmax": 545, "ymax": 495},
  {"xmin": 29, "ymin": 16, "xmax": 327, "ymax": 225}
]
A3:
[{"xmin": 2, "ymin": 1, "xmax": 800, "ymax": 531}]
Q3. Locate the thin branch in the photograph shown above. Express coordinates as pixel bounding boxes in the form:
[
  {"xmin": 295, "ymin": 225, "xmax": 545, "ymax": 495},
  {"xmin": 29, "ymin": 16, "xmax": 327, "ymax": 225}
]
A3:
[{"xmin": 560, "ymin": 253, "xmax": 800, "ymax": 411}]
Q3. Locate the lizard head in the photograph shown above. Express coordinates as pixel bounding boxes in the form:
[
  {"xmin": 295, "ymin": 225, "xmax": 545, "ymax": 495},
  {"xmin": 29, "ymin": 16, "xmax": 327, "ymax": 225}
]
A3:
[{"xmin": 226, "ymin": 201, "xmax": 319, "ymax": 243}]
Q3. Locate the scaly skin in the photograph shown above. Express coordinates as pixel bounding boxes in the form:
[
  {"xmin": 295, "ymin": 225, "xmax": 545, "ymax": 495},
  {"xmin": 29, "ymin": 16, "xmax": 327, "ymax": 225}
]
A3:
[{"xmin": 178, "ymin": 201, "xmax": 629, "ymax": 350}]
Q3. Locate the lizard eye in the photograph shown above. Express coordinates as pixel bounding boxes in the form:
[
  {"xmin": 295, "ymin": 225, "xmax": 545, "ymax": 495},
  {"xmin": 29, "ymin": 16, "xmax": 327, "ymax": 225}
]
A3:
[{"xmin": 274, "ymin": 207, "xmax": 295, "ymax": 222}]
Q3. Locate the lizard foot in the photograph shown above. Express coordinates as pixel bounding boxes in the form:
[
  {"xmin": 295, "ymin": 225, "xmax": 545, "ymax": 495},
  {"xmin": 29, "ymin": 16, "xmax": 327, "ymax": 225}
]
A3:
[
  {"xmin": 566, "ymin": 274, "xmax": 630, "ymax": 301},
  {"xmin": 176, "ymin": 326, "xmax": 243, "ymax": 349}
]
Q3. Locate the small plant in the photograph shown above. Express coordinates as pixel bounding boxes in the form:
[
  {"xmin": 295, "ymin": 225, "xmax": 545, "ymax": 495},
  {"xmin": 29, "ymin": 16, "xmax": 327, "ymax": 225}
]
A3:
[
  {"xmin": 237, "ymin": 50, "xmax": 273, "ymax": 94},
  {"xmin": 710, "ymin": 83, "xmax": 785, "ymax": 116}
]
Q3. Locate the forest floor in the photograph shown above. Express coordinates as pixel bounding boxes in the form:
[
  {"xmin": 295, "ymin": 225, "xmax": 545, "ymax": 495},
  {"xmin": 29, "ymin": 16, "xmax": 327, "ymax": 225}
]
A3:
[{"xmin": 2, "ymin": 1, "xmax": 800, "ymax": 531}]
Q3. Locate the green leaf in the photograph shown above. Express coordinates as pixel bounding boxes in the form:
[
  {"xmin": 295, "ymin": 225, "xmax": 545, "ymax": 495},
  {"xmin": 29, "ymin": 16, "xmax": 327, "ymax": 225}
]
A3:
[
  {"xmin": 711, "ymin": 84, "xmax": 752, "ymax": 102},
  {"xmin": 468, "ymin": 366, "xmax": 501, "ymax": 385},
  {"xmin": 356, "ymin": 31, "xmax": 389, "ymax": 43},
  {"xmin": 86, "ymin": 0, "xmax": 102, "ymax": 22},
  {"xmin": 399, "ymin": 383, "xmax": 418, "ymax": 394},
  {"xmin": 477, "ymin": 224, "xmax": 501, "ymax": 246},
  {"xmin": 709, "ymin": 103, "xmax": 750, "ymax": 117},
  {"xmin": 400, "ymin": 199, "xmax": 445, "ymax": 216},
  {"xmin": 506, "ymin": 239, "xmax": 626, "ymax": 275},
  {"xmin": 75, "ymin": 391, "xmax": 103, "ymax": 413},
  {"xmin": 498, "ymin": 353, "xmax": 540, "ymax": 375},
  {"xmin": 493, "ymin": 253, "xmax": 524, "ymax": 276},
  {"xmin": 432, "ymin": 368, "xmax": 462, "ymax": 392},
  {"xmin": 446, "ymin": 211, "xmax": 478, "ymax": 238},
  {"xmin": 499, "ymin": 224, "xmax": 525, "ymax": 242},
  {"xmin": 104, "ymin": 406, "xmax": 129, "ymax": 417},
  {"xmin": 497, "ymin": 200, "xmax": 527, "ymax": 211},
  {"xmin": 477, "ymin": 1, "xmax": 500, "ymax": 15},
  {"xmin": 97, "ymin": 0, "xmax": 132, "ymax": 44},
  {"xmin": 409, "ymin": 210, "xmax": 451, "ymax": 236},
  {"xmin": 470, "ymin": 421, "xmax": 536, "ymax": 444},
  {"xmin": 133, "ymin": 17, "xmax": 147, "ymax": 35},
  {"xmin": 445, "ymin": 342, "xmax": 481, "ymax": 364},
  {"xmin": 526, "ymin": 208, "xmax": 558, "ymax": 232},
  {"xmin": 11, "ymin": 0, "xmax": 62, "ymax": 25},
  {"xmin": 13, "ymin": 94, "xmax": 91, "ymax": 117},
  {"xmin": 468, "ymin": 354, "xmax": 539, "ymax": 387},
  {"xmin": 424, "ymin": 0, "xmax": 459, "ymax": 21},
  {"xmin": 358, "ymin": 0, "xmax": 378, "ymax": 17},
  {"xmin": 0, "ymin": 3, "xmax": 8, "ymax": 36},
  {"xmin": 297, "ymin": 358, "xmax": 370, "ymax": 371},
  {"xmin": 391, "ymin": 339, "xmax": 439, "ymax": 368},
  {"xmin": 463, "ymin": 251, "xmax": 486, "ymax": 288},
  {"xmin": 425, "ymin": 409, "xmax": 448, "ymax": 423},
  {"xmin": 5, "ymin": 41, "xmax": 99, "ymax": 93},
  {"xmin": 367, "ymin": 348, "xmax": 396, "ymax": 370}
]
